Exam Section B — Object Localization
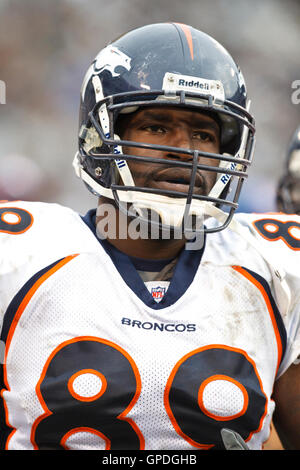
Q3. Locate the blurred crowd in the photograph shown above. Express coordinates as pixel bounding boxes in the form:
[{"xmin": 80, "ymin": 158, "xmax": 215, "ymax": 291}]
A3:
[{"xmin": 0, "ymin": 0, "xmax": 299, "ymax": 213}]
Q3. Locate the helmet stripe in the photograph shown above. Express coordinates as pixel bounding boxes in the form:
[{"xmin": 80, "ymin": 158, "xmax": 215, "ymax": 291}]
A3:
[{"xmin": 174, "ymin": 23, "xmax": 194, "ymax": 60}]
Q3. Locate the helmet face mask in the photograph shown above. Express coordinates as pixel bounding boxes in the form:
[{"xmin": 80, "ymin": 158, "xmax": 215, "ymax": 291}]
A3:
[{"xmin": 73, "ymin": 23, "xmax": 256, "ymax": 234}]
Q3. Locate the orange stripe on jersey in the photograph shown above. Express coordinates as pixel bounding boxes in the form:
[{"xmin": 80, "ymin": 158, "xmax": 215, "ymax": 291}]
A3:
[
  {"xmin": 174, "ymin": 23, "xmax": 194, "ymax": 60},
  {"xmin": 232, "ymin": 266, "xmax": 284, "ymax": 374},
  {"xmin": 1, "ymin": 254, "xmax": 78, "ymax": 450},
  {"xmin": 4, "ymin": 254, "xmax": 79, "ymax": 359}
]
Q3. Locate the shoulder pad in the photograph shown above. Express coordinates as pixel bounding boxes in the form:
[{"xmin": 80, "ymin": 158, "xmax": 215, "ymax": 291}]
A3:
[{"xmin": 0, "ymin": 200, "xmax": 95, "ymax": 274}]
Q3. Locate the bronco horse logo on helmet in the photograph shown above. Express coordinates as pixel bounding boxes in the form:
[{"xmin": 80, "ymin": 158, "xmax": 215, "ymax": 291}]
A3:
[{"xmin": 81, "ymin": 45, "xmax": 132, "ymax": 100}]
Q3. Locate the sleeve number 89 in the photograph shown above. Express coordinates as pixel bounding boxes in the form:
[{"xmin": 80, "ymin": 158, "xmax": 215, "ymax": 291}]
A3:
[{"xmin": 253, "ymin": 218, "xmax": 300, "ymax": 250}]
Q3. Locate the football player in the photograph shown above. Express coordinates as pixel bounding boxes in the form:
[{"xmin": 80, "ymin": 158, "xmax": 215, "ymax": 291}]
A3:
[
  {"xmin": 277, "ymin": 125, "xmax": 300, "ymax": 214},
  {"xmin": 0, "ymin": 23, "xmax": 299, "ymax": 451}
]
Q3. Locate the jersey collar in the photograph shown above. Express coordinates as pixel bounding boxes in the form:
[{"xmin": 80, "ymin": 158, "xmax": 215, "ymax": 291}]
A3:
[{"xmin": 82, "ymin": 209, "xmax": 206, "ymax": 309}]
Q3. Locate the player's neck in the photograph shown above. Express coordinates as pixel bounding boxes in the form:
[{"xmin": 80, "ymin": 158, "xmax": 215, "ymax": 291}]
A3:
[
  {"xmin": 96, "ymin": 198, "xmax": 186, "ymax": 260},
  {"xmin": 106, "ymin": 236, "xmax": 185, "ymax": 260}
]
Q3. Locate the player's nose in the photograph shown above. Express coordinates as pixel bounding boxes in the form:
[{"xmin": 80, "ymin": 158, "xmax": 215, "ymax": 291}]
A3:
[
  {"xmin": 166, "ymin": 128, "xmax": 193, "ymax": 161},
  {"xmin": 172, "ymin": 127, "xmax": 191, "ymax": 148}
]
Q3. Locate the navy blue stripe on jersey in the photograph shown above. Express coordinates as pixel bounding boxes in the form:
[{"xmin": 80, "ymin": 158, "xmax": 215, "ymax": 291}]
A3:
[
  {"xmin": 0, "ymin": 258, "xmax": 66, "ymax": 346},
  {"xmin": 81, "ymin": 209, "xmax": 206, "ymax": 309},
  {"xmin": 81, "ymin": 208, "xmax": 96, "ymax": 233},
  {"xmin": 240, "ymin": 267, "xmax": 287, "ymax": 363}
]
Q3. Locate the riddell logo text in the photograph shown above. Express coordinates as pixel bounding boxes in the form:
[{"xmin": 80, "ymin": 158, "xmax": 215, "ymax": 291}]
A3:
[
  {"xmin": 178, "ymin": 79, "xmax": 209, "ymax": 90},
  {"xmin": 122, "ymin": 317, "xmax": 196, "ymax": 332}
]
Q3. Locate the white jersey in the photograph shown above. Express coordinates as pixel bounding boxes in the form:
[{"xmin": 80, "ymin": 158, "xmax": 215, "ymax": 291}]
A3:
[{"xmin": 0, "ymin": 200, "xmax": 299, "ymax": 450}]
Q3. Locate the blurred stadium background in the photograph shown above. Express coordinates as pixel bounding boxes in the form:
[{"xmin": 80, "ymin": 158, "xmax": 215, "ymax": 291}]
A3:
[{"xmin": 0, "ymin": 0, "xmax": 299, "ymax": 214}]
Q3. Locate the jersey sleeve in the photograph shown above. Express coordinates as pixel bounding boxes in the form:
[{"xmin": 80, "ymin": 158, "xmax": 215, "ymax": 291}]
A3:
[{"xmin": 235, "ymin": 211, "xmax": 300, "ymax": 376}]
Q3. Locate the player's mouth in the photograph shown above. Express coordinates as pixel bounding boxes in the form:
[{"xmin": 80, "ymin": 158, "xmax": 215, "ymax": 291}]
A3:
[{"xmin": 152, "ymin": 168, "xmax": 204, "ymax": 194}]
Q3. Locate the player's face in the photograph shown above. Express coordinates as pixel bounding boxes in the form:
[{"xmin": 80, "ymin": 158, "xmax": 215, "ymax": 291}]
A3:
[{"xmin": 119, "ymin": 107, "xmax": 221, "ymax": 196}]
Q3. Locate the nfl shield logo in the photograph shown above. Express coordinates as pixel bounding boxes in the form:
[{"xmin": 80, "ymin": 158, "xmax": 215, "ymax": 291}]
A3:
[{"xmin": 151, "ymin": 286, "xmax": 166, "ymax": 302}]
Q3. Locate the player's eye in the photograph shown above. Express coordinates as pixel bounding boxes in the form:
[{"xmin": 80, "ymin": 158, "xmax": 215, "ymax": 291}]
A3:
[
  {"xmin": 193, "ymin": 131, "xmax": 215, "ymax": 142},
  {"xmin": 142, "ymin": 125, "xmax": 166, "ymax": 134}
]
